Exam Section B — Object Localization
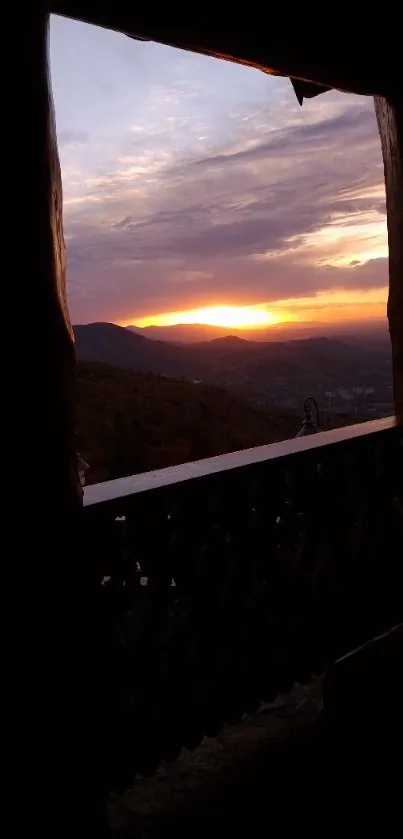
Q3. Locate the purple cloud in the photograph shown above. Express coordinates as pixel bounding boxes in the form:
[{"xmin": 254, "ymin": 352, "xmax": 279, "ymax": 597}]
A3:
[{"xmin": 51, "ymin": 16, "xmax": 386, "ymax": 324}]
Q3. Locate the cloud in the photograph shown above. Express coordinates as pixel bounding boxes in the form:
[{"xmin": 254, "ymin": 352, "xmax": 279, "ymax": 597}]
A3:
[
  {"xmin": 60, "ymin": 76, "xmax": 386, "ymax": 323},
  {"xmin": 187, "ymin": 106, "xmax": 374, "ymax": 168},
  {"xmin": 58, "ymin": 129, "xmax": 89, "ymax": 147}
]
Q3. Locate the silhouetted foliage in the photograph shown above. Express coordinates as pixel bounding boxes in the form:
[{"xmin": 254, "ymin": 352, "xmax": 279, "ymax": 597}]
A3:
[{"xmin": 76, "ymin": 361, "xmax": 298, "ymax": 484}]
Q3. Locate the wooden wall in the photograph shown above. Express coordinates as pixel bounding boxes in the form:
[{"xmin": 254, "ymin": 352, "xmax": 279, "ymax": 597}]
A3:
[{"xmin": 375, "ymin": 96, "xmax": 403, "ymax": 422}]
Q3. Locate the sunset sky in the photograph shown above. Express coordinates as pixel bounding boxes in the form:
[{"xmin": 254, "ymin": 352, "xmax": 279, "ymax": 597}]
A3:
[{"xmin": 50, "ymin": 15, "xmax": 388, "ymax": 331}]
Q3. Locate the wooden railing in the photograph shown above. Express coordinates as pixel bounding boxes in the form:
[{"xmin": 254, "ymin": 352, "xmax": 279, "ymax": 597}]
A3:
[{"xmin": 83, "ymin": 418, "xmax": 402, "ymax": 787}]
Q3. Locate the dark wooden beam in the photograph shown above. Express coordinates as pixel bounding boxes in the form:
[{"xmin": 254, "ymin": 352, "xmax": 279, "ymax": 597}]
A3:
[
  {"xmin": 6, "ymin": 10, "xmax": 108, "ymax": 831},
  {"xmin": 50, "ymin": 6, "xmax": 398, "ymax": 98},
  {"xmin": 375, "ymin": 96, "xmax": 403, "ymax": 422}
]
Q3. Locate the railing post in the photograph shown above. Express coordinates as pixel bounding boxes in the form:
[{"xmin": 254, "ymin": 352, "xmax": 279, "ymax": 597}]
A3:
[{"xmin": 375, "ymin": 95, "xmax": 403, "ymax": 423}]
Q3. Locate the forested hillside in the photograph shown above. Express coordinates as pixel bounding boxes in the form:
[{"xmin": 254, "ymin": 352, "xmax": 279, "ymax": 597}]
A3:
[{"xmin": 76, "ymin": 361, "xmax": 298, "ymax": 484}]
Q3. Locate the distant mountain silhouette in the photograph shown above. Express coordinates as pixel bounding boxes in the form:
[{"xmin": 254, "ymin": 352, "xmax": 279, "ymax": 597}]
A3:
[
  {"xmin": 74, "ymin": 322, "xmax": 192, "ymax": 378},
  {"xmin": 126, "ymin": 319, "xmax": 388, "ymax": 345},
  {"xmin": 207, "ymin": 335, "xmax": 248, "ymax": 346},
  {"xmin": 74, "ymin": 322, "xmax": 389, "ymax": 402}
]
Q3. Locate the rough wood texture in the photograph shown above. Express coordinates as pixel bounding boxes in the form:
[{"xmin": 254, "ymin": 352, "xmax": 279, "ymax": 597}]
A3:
[
  {"xmin": 51, "ymin": 6, "xmax": 397, "ymax": 98},
  {"xmin": 5, "ymin": 11, "xmax": 108, "ymax": 834},
  {"xmin": 11, "ymin": 11, "xmax": 80, "ymax": 507},
  {"xmin": 375, "ymin": 96, "xmax": 403, "ymax": 422}
]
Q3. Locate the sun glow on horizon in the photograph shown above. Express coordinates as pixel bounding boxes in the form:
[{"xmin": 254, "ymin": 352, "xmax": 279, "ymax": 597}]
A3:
[
  {"xmin": 119, "ymin": 287, "xmax": 388, "ymax": 331},
  {"xmin": 126, "ymin": 305, "xmax": 293, "ymax": 330}
]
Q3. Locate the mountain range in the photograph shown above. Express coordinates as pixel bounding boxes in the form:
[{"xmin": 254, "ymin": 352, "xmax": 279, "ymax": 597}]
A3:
[
  {"xmin": 74, "ymin": 322, "xmax": 391, "ymax": 410},
  {"xmin": 126, "ymin": 319, "xmax": 388, "ymax": 345}
]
